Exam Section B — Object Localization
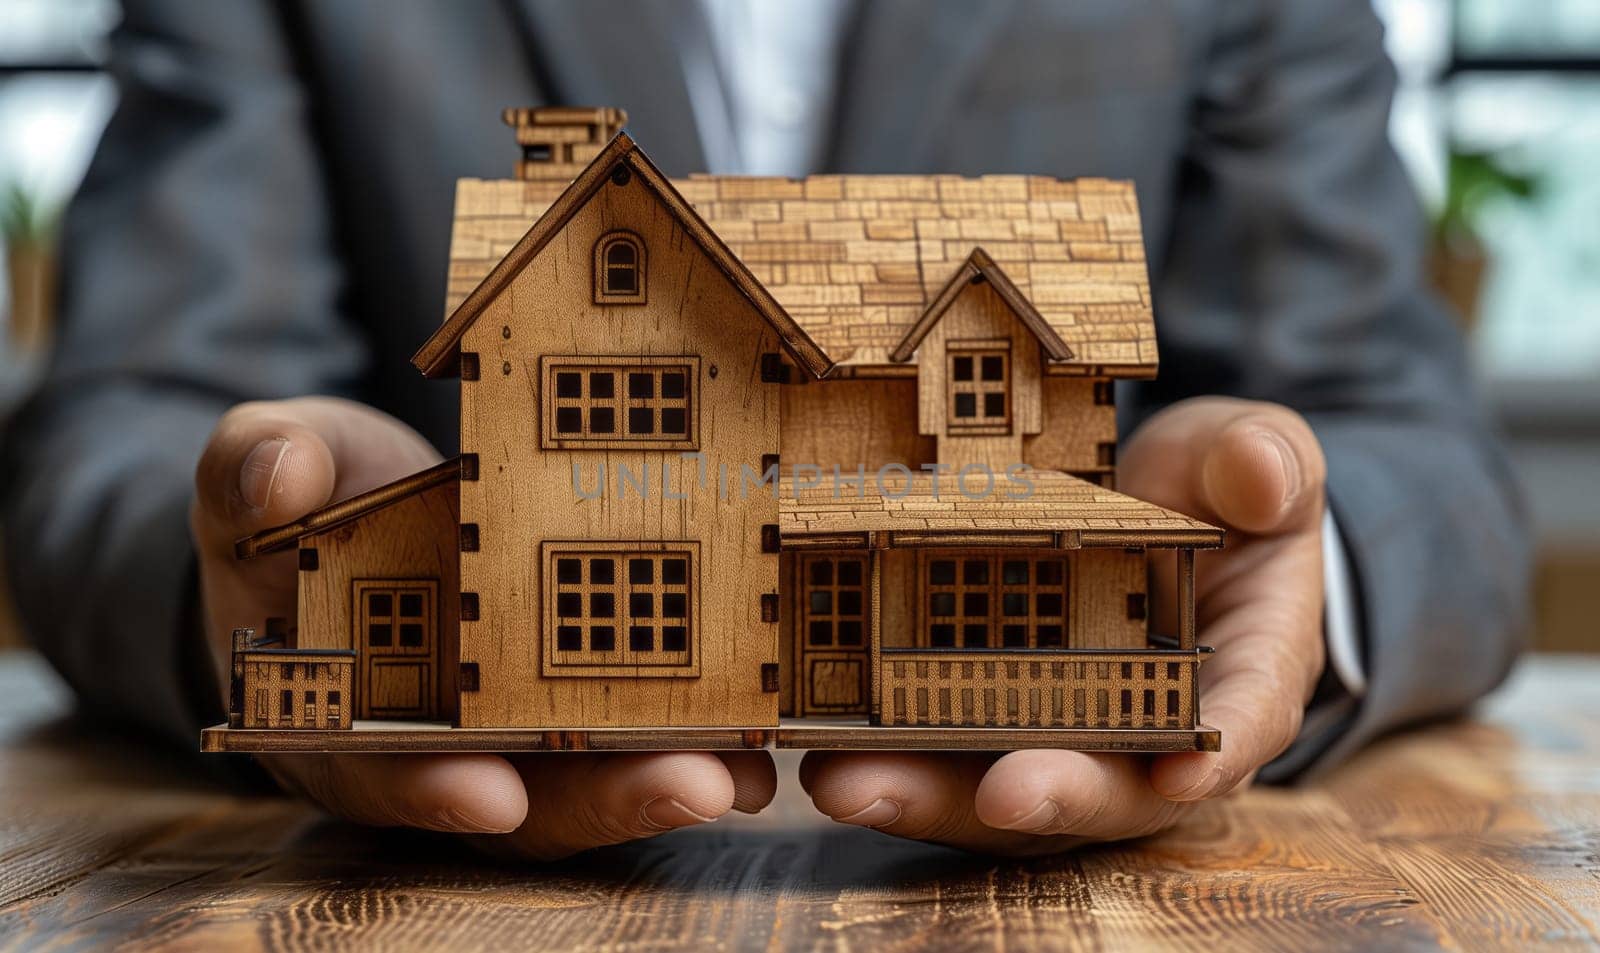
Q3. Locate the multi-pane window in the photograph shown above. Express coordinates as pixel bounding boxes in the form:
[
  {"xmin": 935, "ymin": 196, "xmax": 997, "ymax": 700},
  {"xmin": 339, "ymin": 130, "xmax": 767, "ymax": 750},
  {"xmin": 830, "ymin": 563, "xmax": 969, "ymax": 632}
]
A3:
[
  {"xmin": 363, "ymin": 588, "xmax": 428, "ymax": 648},
  {"xmin": 920, "ymin": 552, "xmax": 1069, "ymax": 649},
  {"xmin": 802, "ymin": 555, "xmax": 867, "ymax": 649},
  {"xmin": 545, "ymin": 544, "xmax": 697, "ymax": 675},
  {"xmin": 594, "ymin": 231, "xmax": 646, "ymax": 304},
  {"xmin": 542, "ymin": 357, "xmax": 697, "ymax": 450},
  {"xmin": 947, "ymin": 343, "xmax": 1010, "ymax": 434}
]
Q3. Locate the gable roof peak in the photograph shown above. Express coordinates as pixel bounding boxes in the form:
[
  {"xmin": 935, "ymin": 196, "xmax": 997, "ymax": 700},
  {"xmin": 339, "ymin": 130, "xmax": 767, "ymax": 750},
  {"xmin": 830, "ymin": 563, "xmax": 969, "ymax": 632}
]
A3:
[
  {"xmin": 888, "ymin": 247, "xmax": 1074, "ymax": 364},
  {"xmin": 411, "ymin": 131, "xmax": 833, "ymax": 381}
]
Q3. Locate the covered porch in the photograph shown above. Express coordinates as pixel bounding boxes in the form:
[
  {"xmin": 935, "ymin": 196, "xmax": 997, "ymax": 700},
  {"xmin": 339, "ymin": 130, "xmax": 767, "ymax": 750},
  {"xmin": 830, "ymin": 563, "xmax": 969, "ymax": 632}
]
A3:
[{"xmin": 779, "ymin": 470, "xmax": 1224, "ymax": 738}]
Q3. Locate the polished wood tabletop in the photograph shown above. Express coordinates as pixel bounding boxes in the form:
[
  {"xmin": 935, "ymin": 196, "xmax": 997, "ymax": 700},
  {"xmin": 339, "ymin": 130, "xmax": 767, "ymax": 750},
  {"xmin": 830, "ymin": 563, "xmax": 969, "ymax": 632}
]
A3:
[{"xmin": 2, "ymin": 650, "xmax": 1598, "ymax": 952}]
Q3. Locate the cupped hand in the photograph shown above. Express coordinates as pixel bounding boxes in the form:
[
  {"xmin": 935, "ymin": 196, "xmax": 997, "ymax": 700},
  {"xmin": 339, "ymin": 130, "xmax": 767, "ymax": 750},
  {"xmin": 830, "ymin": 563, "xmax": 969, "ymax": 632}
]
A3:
[
  {"xmin": 191, "ymin": 397, "xmax": 775, "ymax": 859},
  {"xmin": 799, "ymin": 397, "xmax": 1328, "ymax": 854}
]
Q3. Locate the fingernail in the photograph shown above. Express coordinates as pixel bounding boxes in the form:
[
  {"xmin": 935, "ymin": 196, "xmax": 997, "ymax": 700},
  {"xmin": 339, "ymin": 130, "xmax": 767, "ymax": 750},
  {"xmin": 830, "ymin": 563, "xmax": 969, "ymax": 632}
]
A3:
[
  {"xmin": 1255, "ymin": 428, "xmax": 1301, "ymax": 514},
  {"xmin": 1000, "ymin": 799, "xmax": 1062, "ymax": 833},
  {"xmin": 239, "ymin": 438, "xmax": 290, "ymax": 511},
  {"xmin": 1168, "ymin": 763, "xmax": 1225, "ymax": 801},
  {"xmin": 640, "ymin": 796, "xmax": 719, "ymax": 831},
  {"xmin": 835, "ymin": 797, "xmax": 901, "ymax": 828}
]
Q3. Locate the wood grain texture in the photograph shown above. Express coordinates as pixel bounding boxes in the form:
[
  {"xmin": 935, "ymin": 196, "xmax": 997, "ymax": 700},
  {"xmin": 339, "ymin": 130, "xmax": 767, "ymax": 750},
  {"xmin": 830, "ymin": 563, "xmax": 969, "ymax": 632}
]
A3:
[
  {"xmin": 10, "ymin": 650, "xmax": 1600, "ymax": 952},
  {"xmin": 779, "ymin": 469, "xmax": 1223, "ymax": 544},
  {"xmin": 199, "ymin": 716, "xmax": 1217, "ymax": 753},
  {"xmin": 913, "ymin": 275, "xmax": 1044, "ymax": 470},
  {"xmin": 417, "ymin": 133, "xmax": 833, "ymax": 380},
  {"xmin": 1022, "ymin": 377, "xmax": 1118, "ymax": 480},
  {"xmin": 292, "ymin": 478, "xmax": 460, "ymax": 723},
  {"xmin": 778, "ymin": 377, "xmax": 935, "ymax": 471},
  {"xmin": 891, "ymin": 248, "xmax": 1074, "ymax": 363},
  {"xmin": 455, "ymin": 156, "xmax": 782, "ymax": 729},
  {"xmin": 393, "ymin": 128, "xmax": 1199, "ymax": 744}
]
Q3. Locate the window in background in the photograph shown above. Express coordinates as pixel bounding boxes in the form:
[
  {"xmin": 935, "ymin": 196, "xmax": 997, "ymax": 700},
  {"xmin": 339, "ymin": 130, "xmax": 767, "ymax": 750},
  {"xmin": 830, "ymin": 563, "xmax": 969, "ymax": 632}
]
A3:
[
  {"xmin": 1455, "ymin": 0, "xmax": 1600, "ymax": 57},
  {"xmin": 1452, "ymin": 76, "xmax": 1600, "ymax": 380},
  {"xmin": 1376, "ymin": 0, "xmax": 1600, "ymax": 383}
]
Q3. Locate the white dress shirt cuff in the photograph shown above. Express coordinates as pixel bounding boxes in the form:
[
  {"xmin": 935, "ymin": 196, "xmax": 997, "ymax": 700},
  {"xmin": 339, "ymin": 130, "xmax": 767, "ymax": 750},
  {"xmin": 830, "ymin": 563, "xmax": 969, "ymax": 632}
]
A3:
[{"xmin": 1322, "ymin": 506, "xmax": 1366, "ymax": 698}]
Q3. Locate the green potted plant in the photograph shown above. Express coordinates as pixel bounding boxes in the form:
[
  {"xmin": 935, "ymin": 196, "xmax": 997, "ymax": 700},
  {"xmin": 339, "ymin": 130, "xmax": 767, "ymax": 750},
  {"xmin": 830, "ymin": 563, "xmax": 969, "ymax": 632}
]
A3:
[
  {"xmin": 2, "ymin": 182, "xmax": 59, "ymax": 354},
  {"xmin": 1427, "ymin": 150, "xmax": 1539, "ymax": 331}
]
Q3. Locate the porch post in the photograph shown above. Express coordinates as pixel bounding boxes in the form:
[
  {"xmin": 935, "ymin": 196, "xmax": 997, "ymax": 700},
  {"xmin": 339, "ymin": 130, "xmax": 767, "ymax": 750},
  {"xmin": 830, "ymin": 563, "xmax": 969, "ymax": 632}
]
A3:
[
  {"xmin": 869, "ymin": 548, "xmax": 883, "ymax": 724},
  {"xmin": 229, "ymin": 627, "xmax": 252, "ymax": 729},
  {"xmin": 1177, "ymin": 547, "xmax": 1198, "ymax": 728},
  {"xmin": 1177, "ymin": 548, "xmax": 1196, "ymax": 651}
]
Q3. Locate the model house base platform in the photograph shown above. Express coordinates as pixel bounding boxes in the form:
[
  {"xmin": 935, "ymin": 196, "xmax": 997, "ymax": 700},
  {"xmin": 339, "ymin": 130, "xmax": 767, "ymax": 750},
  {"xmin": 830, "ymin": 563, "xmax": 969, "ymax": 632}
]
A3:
[{"xmin": 201, "ymin": 720, "xmax": 1220, "ymax": 754}]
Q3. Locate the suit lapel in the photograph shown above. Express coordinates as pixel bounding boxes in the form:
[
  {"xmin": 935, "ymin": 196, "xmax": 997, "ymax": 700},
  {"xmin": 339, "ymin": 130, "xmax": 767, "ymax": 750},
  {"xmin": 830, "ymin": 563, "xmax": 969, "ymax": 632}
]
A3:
[{"xmin": 510, "ymin": 0, "xmax": 709, "ymax": 175}]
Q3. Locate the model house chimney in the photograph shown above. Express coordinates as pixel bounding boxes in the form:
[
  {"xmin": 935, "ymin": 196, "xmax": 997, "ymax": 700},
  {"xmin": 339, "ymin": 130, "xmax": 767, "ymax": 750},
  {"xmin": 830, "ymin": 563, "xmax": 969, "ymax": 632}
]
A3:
[{"xmin": 502, "ymin": 106, "xmax": 628, "ymax": 181}]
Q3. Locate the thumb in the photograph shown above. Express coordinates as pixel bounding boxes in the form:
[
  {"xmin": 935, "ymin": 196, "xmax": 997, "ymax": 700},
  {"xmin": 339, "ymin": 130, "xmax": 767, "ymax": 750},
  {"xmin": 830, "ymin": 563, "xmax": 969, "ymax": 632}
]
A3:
[
  {"xmin": 1121, "ymin": 397, "xmax": 1325, "ymax": 536},
  {"xmin": 189, "ymin": 402, "xmax": 337, "ymax": 689},
  {"xmin": 188, "ymin": 398, "xmax": 441, "ymax": 686},
  {"xmin": 191, "ymin": 404, "xmax": 339, "ymax": 561},
  {"xmin": 190, "ymin": 397, "xmax": 441, "ymax": 561}
]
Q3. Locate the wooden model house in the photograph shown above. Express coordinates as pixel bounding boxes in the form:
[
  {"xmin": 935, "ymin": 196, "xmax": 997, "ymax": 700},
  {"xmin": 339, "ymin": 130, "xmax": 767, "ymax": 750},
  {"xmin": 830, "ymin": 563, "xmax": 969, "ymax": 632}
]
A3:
[{"xmin": 206, "ymin": 108, "xmax": 1223, "ymax": 755}]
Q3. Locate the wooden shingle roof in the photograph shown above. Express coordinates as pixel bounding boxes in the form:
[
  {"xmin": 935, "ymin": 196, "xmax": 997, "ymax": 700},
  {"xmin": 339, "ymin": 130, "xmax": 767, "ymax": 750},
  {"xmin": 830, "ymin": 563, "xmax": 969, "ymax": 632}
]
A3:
[
  {"xmin": 444, "ymin": 171, "xmax": 1157, "ymax": 375},
  {"xmin": 779, "ymin": 470, "xmax": 1220, "ymax": 549}
]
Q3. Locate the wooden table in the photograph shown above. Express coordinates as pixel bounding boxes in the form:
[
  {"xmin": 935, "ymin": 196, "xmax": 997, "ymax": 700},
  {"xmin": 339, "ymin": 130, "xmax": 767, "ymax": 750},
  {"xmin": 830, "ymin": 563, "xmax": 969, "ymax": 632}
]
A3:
[{"xmin": 3, "ymin": 651, "xmax": 1598, "ymax": 951}]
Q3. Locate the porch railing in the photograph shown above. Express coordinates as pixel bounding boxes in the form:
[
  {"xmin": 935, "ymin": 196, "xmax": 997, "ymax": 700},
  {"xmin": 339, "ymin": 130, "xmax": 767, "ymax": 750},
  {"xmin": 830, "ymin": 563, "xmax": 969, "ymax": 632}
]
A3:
[
  {"xmin": 232, "ymin": 636, "xmax": 357, "ymax": 730},
  {"xmin": 877, "ymin": 649, "xmax": 1200, "ymax": 730}
]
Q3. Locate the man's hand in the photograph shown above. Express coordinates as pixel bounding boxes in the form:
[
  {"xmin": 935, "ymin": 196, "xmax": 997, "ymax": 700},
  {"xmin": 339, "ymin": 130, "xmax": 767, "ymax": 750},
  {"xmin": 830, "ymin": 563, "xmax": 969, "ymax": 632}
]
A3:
[
  {"xmin": 799, "ymin": 397, "xmax": 1327, "ymax": 854},
  {"xmin": 192, "ymin": 397, "xmax": 776, "ymax": 859}
]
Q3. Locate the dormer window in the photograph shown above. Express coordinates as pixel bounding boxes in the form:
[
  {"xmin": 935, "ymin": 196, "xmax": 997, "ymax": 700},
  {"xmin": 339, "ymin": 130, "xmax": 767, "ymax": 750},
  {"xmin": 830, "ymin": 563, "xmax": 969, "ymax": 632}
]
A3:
[
  {"xmin": 947, "ymin": 341, "xmax": 1011, "ymax": 435},
  {"xmin": 594, "ymin": 231, "xmax": 646, "ymax": 304}
]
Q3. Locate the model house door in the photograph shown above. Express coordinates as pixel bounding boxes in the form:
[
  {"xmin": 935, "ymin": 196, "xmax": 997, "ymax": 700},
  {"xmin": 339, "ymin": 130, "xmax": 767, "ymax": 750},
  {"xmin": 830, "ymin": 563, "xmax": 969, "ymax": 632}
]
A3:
[
  {"xmin": 798, "ymin": 555, "xmax": 870, "ymax": 717},
  {"xmin": 355, "ymin": 580, "xmax": 437, "ymax": 720}
]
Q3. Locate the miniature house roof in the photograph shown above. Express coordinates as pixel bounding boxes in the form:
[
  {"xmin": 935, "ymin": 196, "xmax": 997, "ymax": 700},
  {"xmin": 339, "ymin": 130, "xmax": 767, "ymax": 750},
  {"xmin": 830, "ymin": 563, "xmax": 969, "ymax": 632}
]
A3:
[
  {"xmin": 234, "ymin": 457, "xmax": 461, "ymax": 559},
  {"xmin": 443, "ymin": 168, "xmax": 1156, "ymax": 375},
  {"xmin": 412, "ymin": 132, "xmax": 834, "ymax": 380},
  {"xmin": 779, "ymin": 470, "xmax": 1222, "ymax": 549}
]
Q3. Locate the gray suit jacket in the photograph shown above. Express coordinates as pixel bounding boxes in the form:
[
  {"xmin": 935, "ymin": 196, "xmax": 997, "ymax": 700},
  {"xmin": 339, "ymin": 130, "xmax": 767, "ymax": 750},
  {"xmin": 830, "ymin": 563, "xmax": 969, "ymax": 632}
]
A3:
[{"xmin": 1, "ymin": 0, "xmax": 1529, "ymax": 779}]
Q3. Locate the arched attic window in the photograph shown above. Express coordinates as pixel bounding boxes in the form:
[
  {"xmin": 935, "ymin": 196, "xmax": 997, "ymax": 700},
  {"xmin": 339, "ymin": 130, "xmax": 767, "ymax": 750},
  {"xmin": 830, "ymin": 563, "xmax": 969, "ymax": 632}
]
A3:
[{"xmin": 594, "ymin": 231, "xmax": 646, "ymax": 304}]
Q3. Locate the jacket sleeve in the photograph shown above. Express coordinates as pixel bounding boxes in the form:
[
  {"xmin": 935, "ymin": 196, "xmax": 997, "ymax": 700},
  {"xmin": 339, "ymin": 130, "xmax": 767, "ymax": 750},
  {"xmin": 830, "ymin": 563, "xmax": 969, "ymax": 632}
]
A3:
[
  {"xmin": 1129, "ymin": 0, "xmax": 1531, "ymax": 777},
  {"xmin": 0, "ymin": 0, "xmax": 367, "ymax": 755}
]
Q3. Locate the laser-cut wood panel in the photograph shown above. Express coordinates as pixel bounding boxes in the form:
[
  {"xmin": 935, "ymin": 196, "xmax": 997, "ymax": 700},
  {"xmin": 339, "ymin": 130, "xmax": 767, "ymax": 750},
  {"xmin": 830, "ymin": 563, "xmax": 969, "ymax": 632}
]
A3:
[
  {"xmin": 797, "ymin": 553, "xmax": 870, "ymax": 716},
  {"xmin": 236, "ymin": 650, "xmax": 355, "ymax": 730},
  {"xmin": 285, "ymin": 475, "xmax": 460, "ymax": 724},
  {"xmin": 353, "ymin": 580, "xmax": 438, "ymax": 719},
  {"xmin": 539, "ymin": 356, "xmax": 699, "ymax": 450},
  {"xmin": 542, "ymin": 542, "xmax": 699, "ymax": 678},
  {"xmin": 912, "ymin": 276, "xmax": 1044, "ymax": 471},
  {"xmin": 878, "ymin": 650, "xmax": 1197, "ymax": 729},
  {"xmin": 945, "ymin": 343, "xmax": 1012, "ymax": 436},
  {"xmin": 592, "ymin": 230, "xmax": 646, "ymax": 304},
  {"xmin": 916, "ymin": 551, "xmax": 1071, "ymax": 650},
  {"xmin": 779, "ymin": 377, "xmax": 934, "ymax": 473},
  {"xmin": 1021, "ymin": 377, "xmax": 1118, "ymax": 480},
  {"xmin": 455, "ymin": 146, "xmax": 781, "ymax": 729}
]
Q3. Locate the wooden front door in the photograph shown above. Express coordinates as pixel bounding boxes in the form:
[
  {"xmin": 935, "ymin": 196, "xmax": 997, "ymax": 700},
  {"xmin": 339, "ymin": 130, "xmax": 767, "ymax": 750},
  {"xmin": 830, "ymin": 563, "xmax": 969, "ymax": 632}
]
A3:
[
  {"xmin": 354, "ymin": 580, "xmax": 437, "ymax": 719},
  {"xmin": 798, "ymin": 554, "xmax": 870, "ymax": 717}
]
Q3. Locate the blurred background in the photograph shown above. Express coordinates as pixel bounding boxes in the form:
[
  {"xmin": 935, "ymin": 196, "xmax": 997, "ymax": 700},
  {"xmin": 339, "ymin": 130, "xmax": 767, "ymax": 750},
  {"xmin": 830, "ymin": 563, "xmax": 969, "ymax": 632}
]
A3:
[{"xmin": 0, "ymin": 0, "xmax": 1595, "ymax": 652}]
